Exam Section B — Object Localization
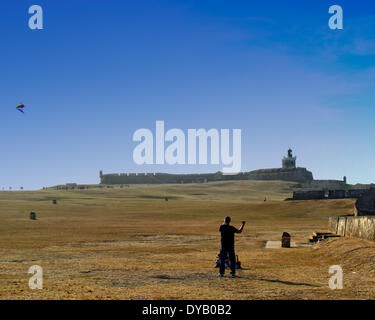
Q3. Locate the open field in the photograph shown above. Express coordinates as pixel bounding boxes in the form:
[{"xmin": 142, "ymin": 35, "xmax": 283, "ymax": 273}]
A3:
[{"xmin": 0, "ymin": 180, "xmax": 374, "ymax": 299}]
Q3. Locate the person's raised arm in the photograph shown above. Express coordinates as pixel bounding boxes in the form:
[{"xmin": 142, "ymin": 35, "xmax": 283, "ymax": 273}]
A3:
[{"xmin": 237, "ymin": 221, "xmax": 246, "ymax": 233}]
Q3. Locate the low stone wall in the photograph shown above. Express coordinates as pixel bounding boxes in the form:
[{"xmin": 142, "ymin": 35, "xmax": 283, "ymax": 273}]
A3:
[
  {"xmin": 347, "ymin": 189, "xmax": 368, "ymax": 198},
  {"xmin": 328, "ymin": 189, "xmax": 346, "ymax": 199},
  {"xmin": 301, "ymin": 180, "xmax": 346, "ymax": 190},
  {"xmin": 329, "ymin": 216, "xmax": 375, "ymax": 241},
  {"xmin": 289, "ymin": 188, "xmax": 371, "ymax": 201},
  {"xmin": 293, "ymin": 190, "xmax": 325, "ymax": 200}
]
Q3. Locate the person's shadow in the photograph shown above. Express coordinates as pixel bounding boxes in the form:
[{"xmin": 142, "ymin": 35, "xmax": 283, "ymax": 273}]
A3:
[
  {"xmin": 232, "ymin": 272, "xmax": 321, "ymax": 288},
  {"xmin": 256, "ymin": 278, "xmax": 320, "ymax": 287}
]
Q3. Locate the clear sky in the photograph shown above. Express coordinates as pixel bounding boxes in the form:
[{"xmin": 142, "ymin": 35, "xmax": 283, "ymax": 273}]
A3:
[{"xmin": 1, "ymin": 0, "xmax": 375, "ymax": 189}]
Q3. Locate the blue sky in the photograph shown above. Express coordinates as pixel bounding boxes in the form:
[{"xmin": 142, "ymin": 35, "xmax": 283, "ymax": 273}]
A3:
[{"xmin": 1, "ymin": 0, "xmax": 375, "ymax": 189}]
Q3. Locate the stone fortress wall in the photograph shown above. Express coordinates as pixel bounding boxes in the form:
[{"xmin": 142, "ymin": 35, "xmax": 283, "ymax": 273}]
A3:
[
  {"xmin": 99, "ymin": 149, "xmax": 337, "ymax": 185},
  {"xmin": 300, "ymin": 179, "xmax": 347, "ymax": 190},
  {"xmin": 291, "ymin": 188, "xmax": 369, "ymax": 200},
  {"xmin": 329, "ymin": 216, "xmax": 375, "ymax": 241},
  {"xmin": 99, "ymin": 167, "xmax": 314, "ymax": 185},
  {"xmin": 329, "ymin": 189, "xmax": 375, "ymax": 241}
]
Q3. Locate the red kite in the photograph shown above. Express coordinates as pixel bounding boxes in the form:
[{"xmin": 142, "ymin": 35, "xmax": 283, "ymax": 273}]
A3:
[{"xmin": 16, "ymin": 104, "xmax": 25, "ymax": 113}]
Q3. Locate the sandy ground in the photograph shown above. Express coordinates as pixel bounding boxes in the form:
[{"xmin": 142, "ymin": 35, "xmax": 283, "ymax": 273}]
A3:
[
  {"xmin": 264, "ymin": 240, "xmax": 302, "ymax": 248},
  {"xmin": 0, "ymin": 181, "xmax": 373, "ymax": 300}
]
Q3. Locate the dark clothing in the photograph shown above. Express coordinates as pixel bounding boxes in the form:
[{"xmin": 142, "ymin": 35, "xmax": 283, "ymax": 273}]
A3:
[
  {"xmin": 219, "ymin": 247, "xmax": 236, "ymax": 275},
  {"xmin": 219, "ymin": 224, "xmax": 240, "ymax": 275},
  {"xmin": 219, "ymin": 224, "xmax": 239, "ymax": 249}
]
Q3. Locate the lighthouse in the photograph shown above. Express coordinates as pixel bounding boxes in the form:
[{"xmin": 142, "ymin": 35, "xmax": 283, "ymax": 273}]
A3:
[{"xmin": 282, "ymin": 149, "xmax": 296, "ymax": 169}]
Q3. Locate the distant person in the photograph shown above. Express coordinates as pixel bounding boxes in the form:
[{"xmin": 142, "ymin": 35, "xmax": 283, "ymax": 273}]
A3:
[{"xmin": 219, "ymin": 217, "xmax": 245, "ymax": 277}]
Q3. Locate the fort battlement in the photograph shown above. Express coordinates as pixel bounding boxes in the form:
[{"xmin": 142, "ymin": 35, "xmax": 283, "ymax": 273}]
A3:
[
  {"xmin": 329, "ymin": 189, "xmax": 375, "ymax": 241},
  {"xmin": 99, "ymin": 149, "xmax": 348, "ymax": 187},
  {"xmin": 99, "ymin": 149, "xmax": 324, "ymax": 185}
]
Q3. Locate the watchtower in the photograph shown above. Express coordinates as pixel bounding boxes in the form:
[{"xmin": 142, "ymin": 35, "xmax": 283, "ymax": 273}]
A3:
[{"xmin": 282, "ymin": 149, "xmax": 296, "ymax": 169}]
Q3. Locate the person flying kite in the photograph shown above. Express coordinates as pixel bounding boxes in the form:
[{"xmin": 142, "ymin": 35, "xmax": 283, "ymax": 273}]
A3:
[{"xmin": 16, "ymin": 104, "xmax": 25, "ymax": 113}]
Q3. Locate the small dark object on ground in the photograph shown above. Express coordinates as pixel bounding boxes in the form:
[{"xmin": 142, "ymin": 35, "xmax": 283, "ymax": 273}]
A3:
[
  {"xmin": 282, "ymin": 232, "xmax": 291, "ymax": 248},
  {"xmin": 30, "ymin": 212, "xmax": 36, "ymax": 220},
  {"xmin": 309, "ymin": 231, "xmax": 340, "ymax": 243}
]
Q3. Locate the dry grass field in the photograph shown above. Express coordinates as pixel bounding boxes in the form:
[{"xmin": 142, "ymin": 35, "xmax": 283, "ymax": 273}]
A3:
[{"xmin": 0, "ymin": 180, "xmax": 374, "ymax": 300}]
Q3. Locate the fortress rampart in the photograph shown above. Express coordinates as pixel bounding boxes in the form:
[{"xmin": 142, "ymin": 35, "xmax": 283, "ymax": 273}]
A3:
[
  {"xmin": 99, "ymin": 167, "xmax": 314, "ymax": 185},
  {"xmin": 245, "ymin": 167, "xmax": 313, "ymax": 182},
  {"xmin": 300, "ymin": 179, "xmax": 347, "ymax": 190},
  {"xmin": 99, "ymin": 149, "xmax": 346, "ymax": 186},
  {"xmin": 328, "ymin": 189, "xmax": 375, "ymax": 241},
  {"xmin": 329, "ymin": 216, "xmax": 375, "ymax": 241},
  {"xmin": 290, "ymin": 188, "xmax": 366, "ymax": 200}
]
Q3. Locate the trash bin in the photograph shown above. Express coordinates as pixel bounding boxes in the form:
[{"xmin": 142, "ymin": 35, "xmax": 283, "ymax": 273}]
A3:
[
  {"xmin": 282, "ymin": 232, "xmax": 291, "ymax": 248},
  {"xmin": 30, "ymin": 212, "xmax": 36, "ymax": 220}
]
